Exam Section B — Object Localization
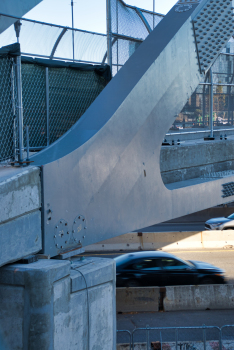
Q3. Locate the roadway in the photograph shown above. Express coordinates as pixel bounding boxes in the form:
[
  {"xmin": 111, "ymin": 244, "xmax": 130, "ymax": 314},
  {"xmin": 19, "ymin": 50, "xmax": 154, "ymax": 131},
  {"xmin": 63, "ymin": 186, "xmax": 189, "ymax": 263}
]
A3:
[{"xmin": 82, "ymin": 249, "xmax": 234, "ymax": 284}]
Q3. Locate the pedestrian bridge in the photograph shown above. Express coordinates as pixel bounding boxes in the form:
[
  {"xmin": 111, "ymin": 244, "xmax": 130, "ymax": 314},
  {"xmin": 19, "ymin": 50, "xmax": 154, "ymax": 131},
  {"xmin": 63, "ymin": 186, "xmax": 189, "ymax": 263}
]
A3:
[{"xmin": 0, "ymin": 0, "xmax": 234, "ymax": 266}]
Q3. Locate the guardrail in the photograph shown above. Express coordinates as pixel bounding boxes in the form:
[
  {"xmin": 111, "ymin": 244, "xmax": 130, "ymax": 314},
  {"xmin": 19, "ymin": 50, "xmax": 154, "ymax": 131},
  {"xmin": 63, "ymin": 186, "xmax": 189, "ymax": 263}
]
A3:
[{"xmin": 117, "ymin": 325, "xmax": 234, "ymax": 350}]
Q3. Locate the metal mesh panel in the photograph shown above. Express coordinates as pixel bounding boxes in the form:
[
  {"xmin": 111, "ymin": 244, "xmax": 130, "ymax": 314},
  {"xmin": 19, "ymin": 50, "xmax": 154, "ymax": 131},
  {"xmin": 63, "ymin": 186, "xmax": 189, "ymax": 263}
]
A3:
[
  {"xmin": 48, "ymin": 67, "xmax": 107, "ymax": 144},
  {"xmin": 0, "ymin": 56, "xmax": 17, "ymax": 161},
  {"xmin": 0, "ymin": 15, "xmax": 107, "ymax": 65},
  {"xmin": 111, "ymin": 0, "xmax": 163, "ymax": 74},
  {"xmin": 21, "ymin": 63, "xmax": 47, "ymax": 148}
]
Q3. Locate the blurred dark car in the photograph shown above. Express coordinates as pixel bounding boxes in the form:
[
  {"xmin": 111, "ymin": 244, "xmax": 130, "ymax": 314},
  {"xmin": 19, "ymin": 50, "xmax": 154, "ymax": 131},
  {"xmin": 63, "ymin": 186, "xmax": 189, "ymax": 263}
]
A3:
[{"xmin": 115, "ymin": 251, "xmax": 226, "ymax": 287}]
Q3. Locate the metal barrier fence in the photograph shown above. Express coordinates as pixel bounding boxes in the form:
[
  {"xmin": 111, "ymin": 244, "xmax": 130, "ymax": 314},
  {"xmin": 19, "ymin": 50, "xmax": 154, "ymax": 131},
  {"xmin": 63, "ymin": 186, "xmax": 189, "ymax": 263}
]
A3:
[
  {"xmin": 1, "ymin": 4, "xmax": 234, "ymax": 163},
  {"xmin": 0, "ymin": 56, "xmax": 18, "ymax": 161},
  {"xmin": 117, "ymin": 325, "xmax": 234, "ymax": 350},
  {"xmin": 109, "ymin": 0, "xmax": 234, "ymax": 136},
  {"xmin": 0, "ymin": 44, "xmax": 110, "ymax": 162}
]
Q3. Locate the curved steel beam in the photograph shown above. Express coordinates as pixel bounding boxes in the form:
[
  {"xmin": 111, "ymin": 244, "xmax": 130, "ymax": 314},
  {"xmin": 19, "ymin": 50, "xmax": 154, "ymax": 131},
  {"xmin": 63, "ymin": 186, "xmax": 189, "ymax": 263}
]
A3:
[
  {"xmin": 134, "ymin": 7, "xmax": 152, "ymax": 34},
  {"xmin": 31, "ymin": 0, "xmax": 234, "ymax": 257},
  {"xmin": 50, "ymin": 28, "xmax": 68, "ymax": 59},
  {"xmin": 101, "ymin": 34, "xmax": 143, "ymax": 65}
]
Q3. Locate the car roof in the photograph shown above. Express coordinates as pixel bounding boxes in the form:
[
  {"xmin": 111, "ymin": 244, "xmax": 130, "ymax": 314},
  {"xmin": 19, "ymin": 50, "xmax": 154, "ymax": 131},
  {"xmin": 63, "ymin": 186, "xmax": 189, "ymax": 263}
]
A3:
[{"xmin": 114, "ymin": 251, "xmax": 176, "ymax": 261}]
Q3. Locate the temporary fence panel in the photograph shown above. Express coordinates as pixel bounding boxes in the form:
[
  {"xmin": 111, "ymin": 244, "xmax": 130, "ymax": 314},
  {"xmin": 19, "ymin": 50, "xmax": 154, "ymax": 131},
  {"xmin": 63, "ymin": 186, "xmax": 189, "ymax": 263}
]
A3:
[{"xmin": 117, "ymin": 325, "xmax": 234, "ymax": 350}]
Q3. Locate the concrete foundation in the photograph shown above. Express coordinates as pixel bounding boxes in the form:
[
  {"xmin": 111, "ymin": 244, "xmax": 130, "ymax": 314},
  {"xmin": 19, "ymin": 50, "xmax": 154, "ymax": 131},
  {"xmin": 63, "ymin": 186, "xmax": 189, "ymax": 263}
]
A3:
[{"xmin": 0, "ymin": 257, "xmax": 116, "ymax": 350}]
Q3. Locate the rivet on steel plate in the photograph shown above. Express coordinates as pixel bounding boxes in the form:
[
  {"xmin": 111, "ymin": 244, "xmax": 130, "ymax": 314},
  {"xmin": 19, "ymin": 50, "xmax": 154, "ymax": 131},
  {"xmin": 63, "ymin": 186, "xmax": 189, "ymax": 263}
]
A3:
[
  {"xmin": 72, "ymin": 230, "xmax": 75, "ymax": 233},
  {"xmin": 84, "ymin": 227, "xmax": 87, "ymax": 229},
  {"xmin": 74, "ymin": 221, "xmax": 76, "ymax": 224},
  {"xmin": 67, "ymin": 231, "xmax": 70, "ymax": 234},
  {"xmin": 54, "ymin": 235, "xmax": 56, "ymax": 238},
  {"xmin": 83, "ymin": 236, "xmax": 85, "ymax": 239}
]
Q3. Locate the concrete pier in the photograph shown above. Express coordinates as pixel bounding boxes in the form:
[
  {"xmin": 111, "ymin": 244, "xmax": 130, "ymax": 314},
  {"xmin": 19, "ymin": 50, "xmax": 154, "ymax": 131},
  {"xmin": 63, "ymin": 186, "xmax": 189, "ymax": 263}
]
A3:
[{"xmin": 0, "ymin": 257, "xmax": 116, "ymax": 350}]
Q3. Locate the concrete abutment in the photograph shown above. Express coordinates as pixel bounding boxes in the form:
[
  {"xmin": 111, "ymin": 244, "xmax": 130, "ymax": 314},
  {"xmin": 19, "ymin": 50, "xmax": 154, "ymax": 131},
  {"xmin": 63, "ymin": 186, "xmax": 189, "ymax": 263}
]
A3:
[{"xmin": 0, "ymin": 257, "xmax": 116, "ymax": 350}]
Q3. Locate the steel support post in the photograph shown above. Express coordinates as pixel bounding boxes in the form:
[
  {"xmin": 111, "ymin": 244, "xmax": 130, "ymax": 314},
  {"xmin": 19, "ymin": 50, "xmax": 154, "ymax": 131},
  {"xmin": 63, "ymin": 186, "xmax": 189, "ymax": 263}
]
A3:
[
  {"xmin": 106, "ymin": 0, "xmax": 112, "ymax": 71},
  {"xmin": 153, "ymin": 0, "xmax": 155, "ymax": 29},
  {"xmin": 46, "ymin": 67, "xmax": 50, "ymax": 146},
  {"xmin": 71, "ymin": 0, "xmax": 75, "ymax": 61},
  {"xmin": 11, "ymin": 63, "xmax": 17, "ymax": 160},
  {"xmin": 16, "ymin": 55, "xmax": 24, "ymax": 163},
  {"xmin": 116, "ymin": 0, "xmax": 119, "ymax": 72},
  {"xmin": 209, "ymin": 68, "xmax": 214, "ymax": 138}
]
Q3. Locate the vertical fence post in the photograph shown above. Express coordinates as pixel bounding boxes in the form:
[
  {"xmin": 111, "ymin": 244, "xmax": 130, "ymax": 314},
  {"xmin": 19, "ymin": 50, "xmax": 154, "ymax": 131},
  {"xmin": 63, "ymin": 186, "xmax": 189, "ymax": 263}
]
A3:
[
  {"xmin": 153, "ymin": 0, "xmax": 155, "ymax": 29},
  {"xmin": 106, "ymin": 0, "xmax": 112, "ymax": 72},
  {"xmin": 14, "ymin": 20, "xmax": 24, "ymax": 163},
  {"xmin": 26, "ymin": 126, "xmax": 30, "ymax": 162},
  {"xmin": 45, "ymin": 67, "xmax": 50, "ymax": 146},
  {"xmin": 175, "ymin": 328, "xmax": 178, "ymax": 350},
  {"xmin": 16, "ymin": 54, "xmax": 24, "ymax": 163},
  {"xmin": 146, "ymin": 325, "xmax": 150, "ymax": 350},
  {"xmin": 209, "ymin": 68, "xmax": 214, "ymax": 138},
  {"xmin": 203, "ymin": 325, "xmax": 207, "ymax": 350},
  {"xmin": 116, "ymin": 0, "xmax": 119, "ymax": 72},
  {"xmin": 11, "ymin": 63, "xmax": 17, "ymax": 161},
  {"xmin": 71, "ymin": 0, "xmax": 75, "ymax": 61}
]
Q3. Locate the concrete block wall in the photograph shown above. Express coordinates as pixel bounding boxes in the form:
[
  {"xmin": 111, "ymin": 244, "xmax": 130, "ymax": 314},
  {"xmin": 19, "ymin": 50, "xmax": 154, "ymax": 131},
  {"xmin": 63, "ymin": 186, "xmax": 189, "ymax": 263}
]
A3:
[
  {"xmin": 0, "ymin": 166, "xmax": 42, "ymax": 267},
  {"xmin": 0, "ymin": 257, "xmax": 116, "ymax": 350},
  {"xmin": 116, "ymin": 284, "xmax": 234, "ymax": 313},
  {"xmin": 160, "ymin": 138, "xmax": 234, "ymax": 184}
]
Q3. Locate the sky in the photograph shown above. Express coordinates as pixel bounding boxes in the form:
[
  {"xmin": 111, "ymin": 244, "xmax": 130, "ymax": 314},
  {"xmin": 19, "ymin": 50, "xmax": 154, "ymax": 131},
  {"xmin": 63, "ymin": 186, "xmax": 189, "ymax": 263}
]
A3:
[{"xmin": 25, "ymin": 0, "xmax": 178, "ymax": 34}]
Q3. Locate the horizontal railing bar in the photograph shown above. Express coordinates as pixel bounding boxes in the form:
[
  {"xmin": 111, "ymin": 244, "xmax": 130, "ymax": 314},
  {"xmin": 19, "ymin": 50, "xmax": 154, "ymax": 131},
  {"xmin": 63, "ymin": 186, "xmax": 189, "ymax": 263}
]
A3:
[
  {"xmin": 166, "ymin": 128, "xmax": 234, "ymax": 136},
  {"xmin": 0, "ymin": 12, "xmax": 107, "ymax": 36},
  {"xmin": 112, "ymin": 32, "xmax": 143, "ymax": 42},
  {"xmin": 21, "ymin": 52, "xmax": 105, "ymax": 66}
]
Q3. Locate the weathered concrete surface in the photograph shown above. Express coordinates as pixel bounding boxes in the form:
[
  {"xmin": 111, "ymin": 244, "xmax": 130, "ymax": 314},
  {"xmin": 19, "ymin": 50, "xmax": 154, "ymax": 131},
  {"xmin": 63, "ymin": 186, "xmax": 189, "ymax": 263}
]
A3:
[
  {"xmin": 0, "ymin": 0, "xmax": 43, "ymax": 34},
  {"xmin": 116, "ymin": 287, "xmax": 160, "ymax": 313},
  {"xmin": 0, "ymin": 166, "xmax": 42, "ymax": 267},
  {"xmin": 85, "ymin": 230, "xmax": 234, "ymax": 252},
  {"xmin": 0, "ymin": 210, "xmax": 42, "ymax": 267},
  {"xmin": 161, "ymin": 138, "xmax": 234, "ymax": 184},
  {"xmin": 0, "ymin": 257, "xmax": 116, "ymax": 350},
  {"xmin": 0, "ymin": 166, "xmax": 41, "ymax": 224},
  {"xmin": 164, "ymin": 284, "xmax": 234, "ymax": 311}
]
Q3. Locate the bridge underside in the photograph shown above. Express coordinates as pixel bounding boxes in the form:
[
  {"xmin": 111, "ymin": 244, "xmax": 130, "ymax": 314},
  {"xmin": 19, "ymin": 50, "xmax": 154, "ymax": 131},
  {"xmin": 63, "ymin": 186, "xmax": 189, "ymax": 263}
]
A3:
[{"xmin": 0, "ymin": 0, "xmax": 234, "ymax": 266}]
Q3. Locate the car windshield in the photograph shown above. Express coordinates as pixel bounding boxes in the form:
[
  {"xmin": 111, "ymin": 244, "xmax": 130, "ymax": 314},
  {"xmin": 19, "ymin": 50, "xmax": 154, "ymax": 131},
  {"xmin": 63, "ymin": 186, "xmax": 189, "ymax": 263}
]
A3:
[
  {"xmin": 227, "ymin": 213, "xmax": 234, "ymax": 219},
  {"xmin": 114, "ymin": 254, "xmax": 132, "ymax": 267}
]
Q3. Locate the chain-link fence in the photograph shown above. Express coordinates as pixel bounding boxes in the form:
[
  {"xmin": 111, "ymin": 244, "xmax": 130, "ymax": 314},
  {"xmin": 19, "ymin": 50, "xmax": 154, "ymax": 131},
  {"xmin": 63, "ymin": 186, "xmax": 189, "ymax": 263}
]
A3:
[
  {"xmin": 0, "ymin": 43, "xmax": 111, "ymax": 162},
  {"xmin": 21, "ymin": 59, "xmax": 109, "ymax": 149},
  {"xmin": 110, "ymin": 0, "xmax": 163, "ymax": 74},
  {"xmin": 117, "ymin": 325, "xmax": 234, "ymax": 350},
  {"xmin": 0, "ymin": 52, "xmax": 18, "ymax": 161}
]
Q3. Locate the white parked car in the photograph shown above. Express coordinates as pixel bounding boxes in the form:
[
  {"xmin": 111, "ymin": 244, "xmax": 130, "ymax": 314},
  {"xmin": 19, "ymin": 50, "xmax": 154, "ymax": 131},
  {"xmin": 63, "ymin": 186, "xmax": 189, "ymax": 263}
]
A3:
[{"xmin": 205, "ymin": 213, "xmax": 234, "ymax": 230}]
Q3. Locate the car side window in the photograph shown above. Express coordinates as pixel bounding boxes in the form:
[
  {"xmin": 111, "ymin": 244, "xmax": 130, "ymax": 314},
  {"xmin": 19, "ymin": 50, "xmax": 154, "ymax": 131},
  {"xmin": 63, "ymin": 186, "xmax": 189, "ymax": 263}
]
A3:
[
  {"xmin": 130, "ymin": 258, "xmax": 161, "ymax": 271},
  {"xmin": 161, "ymin": 258, "xmax": 188, "ymax": 270}
]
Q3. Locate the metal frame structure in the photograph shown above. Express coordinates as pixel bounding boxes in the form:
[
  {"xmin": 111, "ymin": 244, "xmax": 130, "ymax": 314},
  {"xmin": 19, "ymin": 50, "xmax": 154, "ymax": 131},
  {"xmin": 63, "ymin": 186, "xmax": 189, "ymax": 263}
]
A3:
[{"xmin": 25, "ymin": 0, "xmax": 234, "ymax": 258}]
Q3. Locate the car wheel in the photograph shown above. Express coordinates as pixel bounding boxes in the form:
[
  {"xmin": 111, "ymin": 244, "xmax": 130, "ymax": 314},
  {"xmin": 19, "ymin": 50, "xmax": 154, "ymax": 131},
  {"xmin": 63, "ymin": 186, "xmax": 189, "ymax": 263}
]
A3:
[
  {"xmin": 125, "ymin": 279, "xmax": 140, "ymax": 287},
  {"xmin": 200, "ymin": 277, "xmax": 215, "ymax": 285}
]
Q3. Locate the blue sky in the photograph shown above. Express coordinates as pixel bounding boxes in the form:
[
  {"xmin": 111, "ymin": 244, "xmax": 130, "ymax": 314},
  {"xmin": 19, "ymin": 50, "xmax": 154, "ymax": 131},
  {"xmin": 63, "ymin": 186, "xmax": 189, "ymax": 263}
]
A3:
[{"xmin": 25, "ymin": 0, "xmax": 178, "ymax": 33}]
